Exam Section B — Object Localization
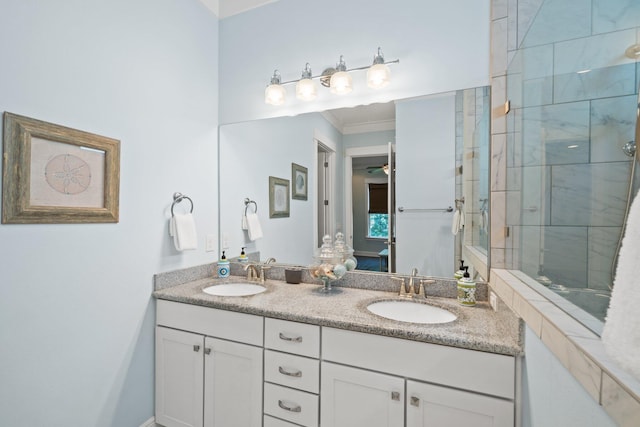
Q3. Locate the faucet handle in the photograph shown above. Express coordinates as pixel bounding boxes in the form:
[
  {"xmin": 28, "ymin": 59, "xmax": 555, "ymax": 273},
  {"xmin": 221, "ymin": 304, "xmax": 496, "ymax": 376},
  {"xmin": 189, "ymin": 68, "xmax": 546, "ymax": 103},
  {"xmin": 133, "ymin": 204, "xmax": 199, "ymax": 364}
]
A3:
[
  {"xmin": 418, "ymin": 280, "xmax": 435, "ymax": 299},
  {"xmin": 391, "ymin": 277, "xmax": 407, "ymax": 296}
]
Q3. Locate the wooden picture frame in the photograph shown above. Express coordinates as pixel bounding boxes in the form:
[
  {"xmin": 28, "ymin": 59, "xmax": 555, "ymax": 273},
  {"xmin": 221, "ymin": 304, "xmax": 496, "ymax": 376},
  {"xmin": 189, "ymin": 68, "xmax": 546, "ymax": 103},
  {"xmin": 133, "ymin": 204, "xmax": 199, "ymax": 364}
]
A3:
[
  {"xmin": 2, "ymin": 112, "xmax": 120, "ymax": 223},
  {"xmin": 269, "ymin": 176, "xmax": 290, "ymax": 218},
  {"xmin": 291, "ymin": 163, "xmax": 308, "ymax": 201}
]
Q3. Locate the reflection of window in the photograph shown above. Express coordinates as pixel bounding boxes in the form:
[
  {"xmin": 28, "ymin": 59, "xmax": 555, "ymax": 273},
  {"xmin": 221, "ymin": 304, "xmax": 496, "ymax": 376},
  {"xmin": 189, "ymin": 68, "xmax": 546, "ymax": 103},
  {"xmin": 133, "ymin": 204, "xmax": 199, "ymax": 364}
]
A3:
[{"xmin": 367, "ymin": 182, "xmax": 388, "ymax": 239}]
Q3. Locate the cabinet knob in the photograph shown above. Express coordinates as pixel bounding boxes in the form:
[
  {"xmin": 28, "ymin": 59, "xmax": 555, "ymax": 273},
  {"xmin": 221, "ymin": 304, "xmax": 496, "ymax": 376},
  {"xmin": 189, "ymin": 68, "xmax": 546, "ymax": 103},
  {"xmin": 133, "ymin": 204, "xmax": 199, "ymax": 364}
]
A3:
[
  {"xmin": 278, "ymin": 366, "xmax": 302, "ymax": 377},
  {"xmin": 193, "ymin": 345, "xmax": 200, "ymax": 352},
  {"xmin": 410, "ymin": 396, "xmax": 420, "ymax": 407},
  {"xmin": 278, "ymin": 332, "xmax": 303, "ymax": 343},
  {"xmin": 278, "ymin": 400, "xmax": 302, "ymax": 413},
  {"xmin": 204, "ymin": 348, "xmax": 212, "ymax": 355},
  {"xmin": 391, "ymin": 391, "xmax": 401, "ymax": 401}
]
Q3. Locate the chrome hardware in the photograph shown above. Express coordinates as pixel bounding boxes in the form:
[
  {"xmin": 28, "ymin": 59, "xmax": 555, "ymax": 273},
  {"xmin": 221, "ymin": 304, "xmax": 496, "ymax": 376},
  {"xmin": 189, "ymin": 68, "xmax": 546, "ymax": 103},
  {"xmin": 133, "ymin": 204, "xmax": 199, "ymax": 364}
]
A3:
[
  {"xmin": 398, "ymin": 206, "xmax": 453, "ymax": 213},
  {"xmin": 410, "ymin": 396, "xmax": 420, "ymax": 407},
  {"xmin": 391, "ymin": 391, "xmax": 401, "ymax": 401},
  {"xmin": 193, "ymin": 345, "xmax": 200, "ymax": 352},
  {"xmin": 171, "ymin": 192, "xmax": 194, "ymax": 217},
  {"xmin": 279, "ymin": 332, "xmax": 303, "ymax": 343},
  {"xmin": 204, "ymin": 348, "xmax": 211, "ymax": 355},
  {"xmin": 278, "ymin": 366, "xmax": 303, "ymax": 377},
  {"xmin": 278, "ymin": 400, "xmax": 302, "ymax": 413}
]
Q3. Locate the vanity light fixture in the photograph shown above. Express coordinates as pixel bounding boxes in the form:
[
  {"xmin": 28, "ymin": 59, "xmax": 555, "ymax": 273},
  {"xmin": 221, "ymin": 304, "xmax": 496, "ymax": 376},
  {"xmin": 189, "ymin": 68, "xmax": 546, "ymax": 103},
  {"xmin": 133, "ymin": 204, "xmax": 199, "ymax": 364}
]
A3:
[
  {"xmin": 329, "ymin": 55, "xmax": 353, "ymax": 95},
  {"xmin": 265, "ymin": 70, "xmax": 286, "ymax": 105},
  {"xmin": 295, "ymin": 63, "xmax": 317, "ymax": 101},
  {"xmin": 264, "ymin": 48, "xmax": 399, "ymax": 105},
  {"xmin": 367, "ymin": 47, "xmax": 391, "ymax": 89}
]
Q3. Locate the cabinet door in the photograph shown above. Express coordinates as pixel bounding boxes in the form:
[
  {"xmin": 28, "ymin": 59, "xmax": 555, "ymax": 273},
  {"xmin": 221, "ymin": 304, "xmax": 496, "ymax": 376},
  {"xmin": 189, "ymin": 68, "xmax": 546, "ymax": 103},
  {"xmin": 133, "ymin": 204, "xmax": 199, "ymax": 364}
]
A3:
[
  {"xmin": 321, "ymin": 362, "xmax": 404, "ymax": 427},
  {"xmin": 156, "ymin": 327, "xmax": 204, "ymax": 427},
  {"xmin": 406, "ymin": 380, "xmax": 514, "ymax": 427},
  {"xmin": 203, "ymin": 337, "xmax": 263, "ymax": 427}
]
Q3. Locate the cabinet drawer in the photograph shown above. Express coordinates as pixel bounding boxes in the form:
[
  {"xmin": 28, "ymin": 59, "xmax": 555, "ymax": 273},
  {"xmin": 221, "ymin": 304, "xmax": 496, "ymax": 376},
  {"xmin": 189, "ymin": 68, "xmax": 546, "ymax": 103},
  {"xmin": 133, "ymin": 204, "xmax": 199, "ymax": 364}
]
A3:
[
  {"xmin": 265, "ymin": 350, "xmax": 319, "ymax": 393},
  {"xmin": 157, "ymin": 300, "xmax": 263, "ymax": 346},
  {"xmin": 264, "ymin": 383, "xmax": 319, "ymax": 427},
  {"xmin": 265, "ymin": 318, "xmax": 320, "ymax": 358},
  {"xmin": 264, "ymin": 415, "xmax": 300, "ymax": 427}
]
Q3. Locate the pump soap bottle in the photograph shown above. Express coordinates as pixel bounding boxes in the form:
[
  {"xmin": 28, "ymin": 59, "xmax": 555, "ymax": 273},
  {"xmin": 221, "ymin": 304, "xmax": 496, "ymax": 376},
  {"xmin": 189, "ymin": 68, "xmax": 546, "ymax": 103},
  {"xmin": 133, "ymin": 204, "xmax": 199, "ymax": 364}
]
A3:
[
  {"xmin": 217, "ymin": 251, "xmax": 230, "ymax": 278},
  {"xmin": 239, "ymin": 247, "xmax": 248, "ymax": 263},
  {"xmin": 457, "ymin": 266, "xmax": 476, "ymax": 306}
]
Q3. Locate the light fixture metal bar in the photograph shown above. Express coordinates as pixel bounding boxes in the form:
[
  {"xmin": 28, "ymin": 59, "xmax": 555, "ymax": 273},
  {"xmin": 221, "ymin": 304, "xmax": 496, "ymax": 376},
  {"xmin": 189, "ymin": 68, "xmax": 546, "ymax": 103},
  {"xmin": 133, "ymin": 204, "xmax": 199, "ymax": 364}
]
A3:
[{"xmin": 278, "ymin": 59, "xmax": 400, "ymax": 86}]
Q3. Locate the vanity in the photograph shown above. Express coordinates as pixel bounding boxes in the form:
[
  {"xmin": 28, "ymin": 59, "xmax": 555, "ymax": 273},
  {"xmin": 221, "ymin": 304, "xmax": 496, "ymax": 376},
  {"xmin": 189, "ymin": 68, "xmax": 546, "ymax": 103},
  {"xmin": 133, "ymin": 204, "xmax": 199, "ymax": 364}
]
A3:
[{"xmin": 153, "ymin": 268, "xmax": 522, "ymax": 427}]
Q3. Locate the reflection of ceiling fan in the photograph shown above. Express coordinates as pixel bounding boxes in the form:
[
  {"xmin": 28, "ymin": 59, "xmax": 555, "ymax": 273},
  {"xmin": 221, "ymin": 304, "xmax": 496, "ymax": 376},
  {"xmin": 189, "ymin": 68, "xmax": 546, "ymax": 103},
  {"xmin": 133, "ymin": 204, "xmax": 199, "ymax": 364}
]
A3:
[{"xmin": 367, "ymin": 164, "xmax": 389, "ymax": 175}]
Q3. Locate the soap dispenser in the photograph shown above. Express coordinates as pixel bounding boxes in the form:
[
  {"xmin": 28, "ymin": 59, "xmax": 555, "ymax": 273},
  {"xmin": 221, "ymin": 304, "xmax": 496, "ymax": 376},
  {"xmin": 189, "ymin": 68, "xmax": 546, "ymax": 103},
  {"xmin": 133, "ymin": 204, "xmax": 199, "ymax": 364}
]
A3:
[
  {"xmin": 239, "ymin": 247, "xmax": 248, "ymax": 263},
  {"xmin": 457, "ymin": 266, "xmax": 476, "ymax": 306},
  {"xmin": 454, "ymin": 260, "xmax": 466, "ymax": 280},
  {"xmin": 217, "ymin": 251, "xmax": 230, "ymax": 278}
]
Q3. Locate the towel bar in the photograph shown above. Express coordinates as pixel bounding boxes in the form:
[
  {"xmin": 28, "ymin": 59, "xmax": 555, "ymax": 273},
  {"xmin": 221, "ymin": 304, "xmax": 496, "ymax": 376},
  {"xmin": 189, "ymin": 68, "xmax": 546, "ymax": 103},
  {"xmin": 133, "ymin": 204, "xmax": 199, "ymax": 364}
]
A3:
[
  {"xmin": 398, "ymin": 206, "xmax": 453, "ymax": 213},
  {"xmin": 244, "ymin": 198, "xmax": 258, "ymax": 215},
  {"xmin": 171, "ymin": 192, "xmax": 194, "ymax": 216}
]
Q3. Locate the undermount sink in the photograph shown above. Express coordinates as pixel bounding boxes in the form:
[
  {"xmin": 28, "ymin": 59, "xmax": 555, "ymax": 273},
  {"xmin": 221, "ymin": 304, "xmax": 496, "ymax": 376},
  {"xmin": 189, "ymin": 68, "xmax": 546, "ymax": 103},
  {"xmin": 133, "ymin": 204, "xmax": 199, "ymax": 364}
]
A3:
[
  {"xmin": 202, "ymin": 283, "xmax": 266, "ymax": 297},
  {"xmin": 367, "ymin": 300, "xmax": 457, "ymax": 324}
]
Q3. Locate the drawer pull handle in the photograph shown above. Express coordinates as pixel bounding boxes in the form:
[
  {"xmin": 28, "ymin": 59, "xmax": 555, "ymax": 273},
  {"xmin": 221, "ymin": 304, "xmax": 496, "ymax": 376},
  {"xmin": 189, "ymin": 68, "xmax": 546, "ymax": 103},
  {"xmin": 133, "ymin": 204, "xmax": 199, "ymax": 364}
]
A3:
[
  {"xmin": 204, "ymin": 348, "xmax": 211, "ymax": 355},
  {"xmin": 410, "ymin": 396, "xmax": 420, "ymax": 407},
  {"xmin": 391, "ymin": 391, "xmax": 401, "ymax": 401},
  {"xmin": 278, "ymin": 400, "xmax": 302, "ymax": 413},
  {"xmin": 278, "ymin": 366, "xmax": 303, "ymax": 377},
  {"xmin": 193, "ymin": 345, "xmax": 200, "ymax": 352},
  {"xmin": 279, "ymin": 332, "xmax": 303, "ymax": 343}
]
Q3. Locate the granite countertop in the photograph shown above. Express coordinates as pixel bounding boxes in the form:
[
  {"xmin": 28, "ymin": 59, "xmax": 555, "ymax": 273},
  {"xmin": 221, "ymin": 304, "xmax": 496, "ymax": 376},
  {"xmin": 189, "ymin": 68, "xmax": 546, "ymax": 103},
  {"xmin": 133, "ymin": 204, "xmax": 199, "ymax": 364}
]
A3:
[{"xmin": 153, "ymin": 276, "xmax": 523, "ymax": 356}]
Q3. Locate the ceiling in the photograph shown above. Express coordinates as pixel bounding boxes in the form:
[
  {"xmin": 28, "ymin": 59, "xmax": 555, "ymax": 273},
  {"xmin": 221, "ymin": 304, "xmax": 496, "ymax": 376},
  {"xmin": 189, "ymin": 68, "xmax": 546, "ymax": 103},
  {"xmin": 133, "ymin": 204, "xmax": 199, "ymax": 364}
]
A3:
[
  {"xmin": 323, "ymin": 101, "xmax": 396, "ymax": 135},
  {"xmin": 201, "ymin": 0, "xmax": 278, "ymax": 18}
]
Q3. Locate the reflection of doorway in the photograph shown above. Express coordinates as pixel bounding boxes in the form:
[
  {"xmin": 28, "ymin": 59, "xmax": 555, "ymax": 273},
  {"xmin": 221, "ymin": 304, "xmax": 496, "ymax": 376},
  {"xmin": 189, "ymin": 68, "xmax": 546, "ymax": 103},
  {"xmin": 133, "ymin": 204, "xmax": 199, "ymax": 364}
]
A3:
[
  {"xmin": 316, "ymin": 138, "xmax": 335, "ymax": 248},
  {"xmin": 344, "ymin": 145, "xmax": 395, "ymax": 272}
]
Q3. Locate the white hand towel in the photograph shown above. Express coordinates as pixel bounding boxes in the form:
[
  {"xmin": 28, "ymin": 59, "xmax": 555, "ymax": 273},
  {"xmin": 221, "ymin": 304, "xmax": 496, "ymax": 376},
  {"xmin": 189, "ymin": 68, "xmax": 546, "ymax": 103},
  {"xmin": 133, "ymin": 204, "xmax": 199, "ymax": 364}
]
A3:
[
  {"xmin": 451, "ymin": 208, "xmax": 461, "ymax": 235},
  {"xmin": 602, "ymin": 188, "xmax": 640, "ymax": 380},
  {"xmin": 246, "ymin": 213, "xmax": 263, "ymax": 241},
  {"xmin": 169, "ymin": 213, "xmax": 198, "ymax": 251}
]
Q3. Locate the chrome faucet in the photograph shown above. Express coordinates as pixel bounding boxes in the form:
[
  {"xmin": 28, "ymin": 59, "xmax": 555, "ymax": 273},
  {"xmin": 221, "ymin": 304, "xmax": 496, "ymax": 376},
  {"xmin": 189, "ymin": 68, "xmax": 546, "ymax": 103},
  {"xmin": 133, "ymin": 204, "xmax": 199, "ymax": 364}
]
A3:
[
  {"xmin": 408, "ymin": 267, "xmax": 419, "ymax": 295},
  {"xmin": 244, "ymin": 263, "xmax": 261, "ymax": 283}
]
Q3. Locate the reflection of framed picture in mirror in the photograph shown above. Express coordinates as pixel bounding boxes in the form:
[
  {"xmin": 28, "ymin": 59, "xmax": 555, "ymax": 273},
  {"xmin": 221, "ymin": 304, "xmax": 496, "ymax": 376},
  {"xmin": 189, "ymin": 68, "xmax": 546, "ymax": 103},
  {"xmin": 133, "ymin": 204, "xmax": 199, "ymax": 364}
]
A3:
[
  {"xmin": 269, "ymin": 176, "xmax": 290, "ymax": 218},
  {"xmin": 2, "ymin": 112, "xmax": 120, "ymax": 224},
  {"xmin": 291, "ymin": 163, "xmax": 308, "ymax": 201}
]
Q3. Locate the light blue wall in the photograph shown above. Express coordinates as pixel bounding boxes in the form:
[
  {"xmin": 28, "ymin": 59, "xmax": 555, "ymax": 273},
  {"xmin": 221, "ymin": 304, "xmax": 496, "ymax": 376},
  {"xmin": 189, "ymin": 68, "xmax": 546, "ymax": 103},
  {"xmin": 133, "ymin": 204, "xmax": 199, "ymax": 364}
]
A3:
[
  {"xmin": 219, "ymin": 114, "xmax": 343, "ymax": 265},
  {"xmin": 218, "ymin": 0, "xmax": 490, "ymax": 124},
  {"xmin": 0, "ymin": 0, "xmax": 219, "ymax": 425},
  {"xmin": 343, "ymin": 129, "xmax": 396, "ymax": 150},
  {"xmin": 521, "ymin": 326, "xmax": 616, "ymax": 426}
]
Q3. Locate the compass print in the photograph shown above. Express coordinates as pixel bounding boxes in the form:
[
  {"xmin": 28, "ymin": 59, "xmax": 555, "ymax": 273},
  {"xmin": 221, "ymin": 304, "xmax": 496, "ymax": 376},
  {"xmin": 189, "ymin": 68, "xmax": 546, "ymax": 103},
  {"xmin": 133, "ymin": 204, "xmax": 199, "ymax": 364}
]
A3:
[{"xmin": 44, "ymin": 154, "xmax": 92, "ymax": 195}]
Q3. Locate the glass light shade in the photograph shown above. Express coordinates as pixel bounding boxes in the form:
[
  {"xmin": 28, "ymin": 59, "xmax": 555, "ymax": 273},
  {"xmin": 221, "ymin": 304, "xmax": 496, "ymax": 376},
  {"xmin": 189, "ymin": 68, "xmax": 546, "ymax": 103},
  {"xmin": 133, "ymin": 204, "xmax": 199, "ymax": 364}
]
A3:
[
  {"xmin": 296, "ymin": 78, "xmax": 317, "ymax": 101},
  {"xmin": 265, "ymin": 84, "xmax": 286, "ymax": 105},
  {"xmin": 330, "ymin": 71, "xmax": 353, "ymax": 95},
  {"xmin": 367, "ymin": 63, "xmax": 391, "ymax": 89}
]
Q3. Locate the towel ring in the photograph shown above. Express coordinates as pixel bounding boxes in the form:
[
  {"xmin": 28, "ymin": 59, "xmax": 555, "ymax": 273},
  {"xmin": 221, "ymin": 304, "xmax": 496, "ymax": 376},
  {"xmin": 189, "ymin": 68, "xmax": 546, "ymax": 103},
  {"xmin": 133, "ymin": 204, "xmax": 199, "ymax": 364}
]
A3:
[
  {"xmin": 244, "ymin": 198, "xmax": 257, "ymax": 215},
  {"xmin": 171, "ymin": 192, "xmax": 194, "ymax": 216}
]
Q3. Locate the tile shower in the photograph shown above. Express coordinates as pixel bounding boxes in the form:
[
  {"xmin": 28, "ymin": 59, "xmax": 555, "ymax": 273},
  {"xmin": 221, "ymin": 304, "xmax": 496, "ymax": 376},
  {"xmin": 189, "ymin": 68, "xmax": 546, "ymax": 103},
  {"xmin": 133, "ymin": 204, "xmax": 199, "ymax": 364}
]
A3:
[{"xmin": 502, "ymin": 0, "xmax": 640, "ymax": 322}]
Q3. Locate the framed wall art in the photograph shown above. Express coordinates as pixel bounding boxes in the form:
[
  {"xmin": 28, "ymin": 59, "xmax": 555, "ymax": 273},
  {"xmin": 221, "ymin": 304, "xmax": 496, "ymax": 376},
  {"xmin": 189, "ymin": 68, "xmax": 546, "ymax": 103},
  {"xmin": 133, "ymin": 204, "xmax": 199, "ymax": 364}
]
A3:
[
  {"xmin": 268, "ymin": 176, "xmax": 290, "ymax": 218},
  {"xmin": 2, "ymin": 112, "xmax": 120, "ymax": 224},
  {"xmin": 291, "ymin": 162, "xmax": 308, "ymax": 201}
]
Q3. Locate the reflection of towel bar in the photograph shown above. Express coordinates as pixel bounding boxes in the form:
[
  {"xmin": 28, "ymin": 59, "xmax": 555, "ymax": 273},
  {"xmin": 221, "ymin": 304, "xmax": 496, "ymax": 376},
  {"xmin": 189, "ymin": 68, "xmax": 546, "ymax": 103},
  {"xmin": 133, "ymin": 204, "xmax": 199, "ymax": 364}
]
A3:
[
  {"xmin": 398, "ymin": 206, "xmax": 453, "ymax": 213},
  {"xmin": 244, "ymin": 198, "xmax": 257, "ymax": 215}
]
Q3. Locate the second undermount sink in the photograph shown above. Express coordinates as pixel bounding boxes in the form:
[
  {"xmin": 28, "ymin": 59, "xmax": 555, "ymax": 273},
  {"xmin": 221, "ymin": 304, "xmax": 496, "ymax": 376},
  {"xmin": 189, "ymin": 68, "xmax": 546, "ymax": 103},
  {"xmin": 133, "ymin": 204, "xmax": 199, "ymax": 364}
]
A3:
[
  {"xmin": 203, "ymin": 283, "xmax": 266, "ymax": 297},
  {"xmin": 367, "ymin": 300, "xmax": 457, "ymax": 324}
]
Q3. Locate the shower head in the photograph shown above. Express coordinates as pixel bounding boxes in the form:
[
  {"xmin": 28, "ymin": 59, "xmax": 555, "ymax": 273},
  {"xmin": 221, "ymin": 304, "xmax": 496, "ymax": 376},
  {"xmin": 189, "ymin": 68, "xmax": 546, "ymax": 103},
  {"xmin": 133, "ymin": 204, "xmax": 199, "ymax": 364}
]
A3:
[{"xmin": 623, "ymin": 140, "xmax": 636, "ymax": 157}]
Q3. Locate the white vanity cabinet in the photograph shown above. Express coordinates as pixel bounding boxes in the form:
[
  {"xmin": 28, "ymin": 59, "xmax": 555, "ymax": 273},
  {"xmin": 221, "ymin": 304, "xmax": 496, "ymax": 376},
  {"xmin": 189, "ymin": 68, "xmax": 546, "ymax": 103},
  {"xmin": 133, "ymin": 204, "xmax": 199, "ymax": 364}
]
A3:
[
  {"xmin": 321, "ymin": 327, "xmax": 515, "ymax": 427},
  {"xmin": 155, "ymin": 301, "xmax": 263, "ymax": 427}
]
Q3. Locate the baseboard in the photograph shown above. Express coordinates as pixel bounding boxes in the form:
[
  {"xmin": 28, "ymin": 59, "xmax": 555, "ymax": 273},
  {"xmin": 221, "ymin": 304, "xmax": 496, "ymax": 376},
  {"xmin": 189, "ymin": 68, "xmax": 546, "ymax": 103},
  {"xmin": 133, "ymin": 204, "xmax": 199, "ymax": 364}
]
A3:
[
  {"xmin": 354, "ymin": 251, "xmax": 381, "ymax": 257},
  {"xmin": 140, "ymin": 417, "xmax": 158, "ymax": 427}
]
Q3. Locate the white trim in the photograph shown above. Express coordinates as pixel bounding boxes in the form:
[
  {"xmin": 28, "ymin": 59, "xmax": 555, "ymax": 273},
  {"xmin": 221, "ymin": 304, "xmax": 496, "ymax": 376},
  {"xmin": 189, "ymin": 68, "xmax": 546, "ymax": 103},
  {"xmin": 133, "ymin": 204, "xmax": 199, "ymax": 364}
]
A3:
[
  {"xmin": 354, "ymin": 250, "xmax": 381, "ymax": 257},
  {"xmin": 139, "ymin": 416, "xmax": 157, "ymax": 427},
  {"xmin": 343, "ymin": 119, "xmax": 396, "ymax": 135},
  {"xmin": 314, "ymin": 130, "xmax": 338, "ymax": 250}
]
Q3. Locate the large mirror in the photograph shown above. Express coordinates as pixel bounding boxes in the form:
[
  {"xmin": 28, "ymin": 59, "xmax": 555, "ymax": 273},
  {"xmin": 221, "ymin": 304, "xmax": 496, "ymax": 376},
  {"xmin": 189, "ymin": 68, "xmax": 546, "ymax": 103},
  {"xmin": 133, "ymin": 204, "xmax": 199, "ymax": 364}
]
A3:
[{"xmin": 218, "ymin": 87, "xmax": 489, "ymax": 277}]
